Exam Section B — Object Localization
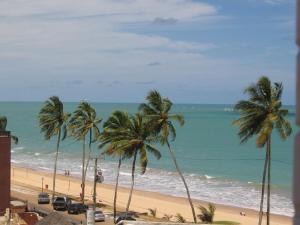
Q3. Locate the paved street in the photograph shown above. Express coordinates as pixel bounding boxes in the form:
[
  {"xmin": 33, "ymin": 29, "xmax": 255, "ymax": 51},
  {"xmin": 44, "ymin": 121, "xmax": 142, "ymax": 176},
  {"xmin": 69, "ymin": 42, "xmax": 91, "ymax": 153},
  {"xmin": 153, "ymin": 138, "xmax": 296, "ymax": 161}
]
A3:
[{"xmin": 11, "ymin": 183, "xmax": 115, "ymax": 225}]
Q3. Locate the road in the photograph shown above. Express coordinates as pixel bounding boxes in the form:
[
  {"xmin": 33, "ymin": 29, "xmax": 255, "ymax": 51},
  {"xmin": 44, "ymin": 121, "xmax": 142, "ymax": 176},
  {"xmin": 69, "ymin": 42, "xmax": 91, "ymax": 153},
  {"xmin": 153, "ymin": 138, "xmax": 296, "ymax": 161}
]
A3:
[{"xmin": 11, "ymin": 183, "xmax": 115, "ymax": 225}]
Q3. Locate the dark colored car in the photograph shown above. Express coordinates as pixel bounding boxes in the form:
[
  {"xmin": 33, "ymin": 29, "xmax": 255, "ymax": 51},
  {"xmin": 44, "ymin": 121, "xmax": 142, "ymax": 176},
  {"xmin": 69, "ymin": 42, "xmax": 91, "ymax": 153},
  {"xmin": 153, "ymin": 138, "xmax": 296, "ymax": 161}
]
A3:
[
  {"xmin": 116, "ymin": 216, "xmax": 136, "ymax": 224},
  {"xmin": 52, "ymin": 196, "xmax": 72, "ymax": 211},
  {"xmin": 38, "ymin": 192, "xmax": 50, "ymax": 204},
  {"xmin": 67, "ymin": 203, "xmax": 88, "ymax": 214}
]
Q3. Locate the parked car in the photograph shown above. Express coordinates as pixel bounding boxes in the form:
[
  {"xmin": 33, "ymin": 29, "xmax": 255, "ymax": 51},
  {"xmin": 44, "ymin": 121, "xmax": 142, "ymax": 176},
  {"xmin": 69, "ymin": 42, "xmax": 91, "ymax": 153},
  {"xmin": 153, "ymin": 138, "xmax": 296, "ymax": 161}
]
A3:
[
  {"xmin": 52, "ymin": 196, "xmax": 72, "ymax": 210},
  {"xmin": 68, "ymin": 203, "xmax": 88, "ymax": 214},
  {"xmin": 116, "ymin": 215, "xmax": 136, "ymax": 224},
  {"xmin": 94, "ymin": 209, "xmax": 105, "ymax": 222},
  {"xmin": 37, "ymin": 192, "xmax": 50, "ymax": 204}
]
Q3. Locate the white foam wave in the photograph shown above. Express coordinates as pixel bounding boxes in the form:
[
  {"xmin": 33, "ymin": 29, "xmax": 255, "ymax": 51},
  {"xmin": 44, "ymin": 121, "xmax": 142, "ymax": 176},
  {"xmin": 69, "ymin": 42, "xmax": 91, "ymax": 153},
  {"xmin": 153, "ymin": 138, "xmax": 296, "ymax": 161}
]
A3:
[
  {"xmin": 12, "ymin": 146, "xmax": 25, "ymax": 151},
  {"xmin": 204, "ymin": 175, "xmax": 215, "ymax": 179},
  {"xmin": 120, "ymin": 172, "xmax": 131, "ymax": 176},
  {"xmin": 34, "ymin": 153, "xmax": 40, "ymax": 156}
]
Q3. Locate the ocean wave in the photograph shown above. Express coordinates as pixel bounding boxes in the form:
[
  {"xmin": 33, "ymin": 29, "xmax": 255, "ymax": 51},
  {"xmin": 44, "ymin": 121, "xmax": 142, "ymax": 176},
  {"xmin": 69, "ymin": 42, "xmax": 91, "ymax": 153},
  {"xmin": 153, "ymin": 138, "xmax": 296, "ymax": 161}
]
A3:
[
  {"xmin": 204, "ymin": 175, "xmax": 215, "ymax": 179},
  {"xmin": 12, "ymin": 146, "xmax": 25, "ymax": 151},
  {"xmin": 120, "ymin": 172, "xmax": 131, "ymax": 176}
]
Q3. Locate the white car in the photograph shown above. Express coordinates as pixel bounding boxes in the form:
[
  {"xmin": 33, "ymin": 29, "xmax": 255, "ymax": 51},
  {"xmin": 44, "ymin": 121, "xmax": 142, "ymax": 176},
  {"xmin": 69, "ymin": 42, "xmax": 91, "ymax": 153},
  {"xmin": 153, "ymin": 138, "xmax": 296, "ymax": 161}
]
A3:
[{"xmin": 94, "ymin": 209, "xmax": 105, "ymax": 222}]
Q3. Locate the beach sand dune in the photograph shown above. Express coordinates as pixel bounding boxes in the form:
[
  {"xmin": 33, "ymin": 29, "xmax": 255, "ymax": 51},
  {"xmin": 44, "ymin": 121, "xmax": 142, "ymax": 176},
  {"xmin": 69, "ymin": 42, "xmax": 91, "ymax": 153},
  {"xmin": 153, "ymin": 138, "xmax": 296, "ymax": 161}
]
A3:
[{"xmin": 11, "ymin": 166, "xmax": 292, "ymax": 225}]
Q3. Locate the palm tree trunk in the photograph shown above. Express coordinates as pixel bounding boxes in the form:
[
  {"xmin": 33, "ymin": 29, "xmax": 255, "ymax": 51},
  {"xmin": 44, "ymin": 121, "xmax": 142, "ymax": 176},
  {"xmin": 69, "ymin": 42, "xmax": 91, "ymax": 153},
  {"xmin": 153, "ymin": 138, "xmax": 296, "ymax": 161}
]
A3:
[
  {"xmin": 125, "ymin": 150, "xmax": 138, "ymax": 217},
  {"xmin": 166, "ymin": 141, "xmax": 197, "ymax": 223},
  {"xmin": 52, "ymin": 128, "xmax": 61, "ymax": 201},
  {"xmin": 81, "ymin": 136, "xmax": 86, "ymax": 203},
  {"xmin": 258, "ymin": 143, "xmax": 269, "ymax": 225},
  {"xmin": 266, "ymin": 138, "xmax": 271, "ymax": 225},
  {"xmin": 114, "ymin": 157, "xmax": 122, "ymax": 224},
  {"xmin": 83, "ymin": 129, "xmax": 93, "ymax": 193}
]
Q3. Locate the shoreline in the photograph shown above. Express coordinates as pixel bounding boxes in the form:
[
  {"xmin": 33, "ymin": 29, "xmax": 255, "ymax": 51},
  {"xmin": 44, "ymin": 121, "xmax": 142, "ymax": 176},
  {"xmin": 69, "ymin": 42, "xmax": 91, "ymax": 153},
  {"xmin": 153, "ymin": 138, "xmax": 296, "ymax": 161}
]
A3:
[{"xmin": 11, "ymin": 165, "xmax": 292, "ymax": 225}]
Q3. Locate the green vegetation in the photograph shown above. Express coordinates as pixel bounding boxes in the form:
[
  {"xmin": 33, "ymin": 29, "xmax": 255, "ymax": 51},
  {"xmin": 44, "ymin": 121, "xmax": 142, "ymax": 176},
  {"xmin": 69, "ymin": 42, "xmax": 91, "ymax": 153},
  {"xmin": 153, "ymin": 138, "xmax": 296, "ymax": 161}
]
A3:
[
  {"xmin": 100, "ymin": 111, "xmax": 162, "ymax": 221},
  {"xmin": 197, "ymin": 203, "xmax": 216, "ymax": 223},
  {"xmin": 68, "ymin": 101, "xmax": 101, "ymax": 203},
  {"xmin": 175, "ymin": 213, "xmax": 186, "ymax": 223},
  {"xmin": 233, "ymin": 76, "xmax": 292, "ymax": 225},
  {"xmin": 148, "ymin": 208, "xmax": 157, "ymax": 217},
  {"xmin": 100, "ymin": 110, "xmax": 131, "ymax": 223},
  {"xmin": 39, "ymin": 96, "xmax": 70, "ymax": 200},
  {"xmin": 162, "ymin": 214, "xmax": 173, "ymax": 221},
  {"xmin": 140, "ymin": 90, "xmax": 197, "ymax": 223}
]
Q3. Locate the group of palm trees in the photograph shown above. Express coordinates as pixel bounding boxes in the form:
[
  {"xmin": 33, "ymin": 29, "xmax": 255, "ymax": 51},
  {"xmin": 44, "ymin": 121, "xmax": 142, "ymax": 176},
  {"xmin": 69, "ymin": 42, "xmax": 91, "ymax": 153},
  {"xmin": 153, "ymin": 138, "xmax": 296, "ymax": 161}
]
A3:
[
  {"xmin": 37, "ymin": 76, "xmax": 292, "ymax": 225},
  {"xmin": 38, "ymin": 90, "xmax": 197, "ymax": 223}
]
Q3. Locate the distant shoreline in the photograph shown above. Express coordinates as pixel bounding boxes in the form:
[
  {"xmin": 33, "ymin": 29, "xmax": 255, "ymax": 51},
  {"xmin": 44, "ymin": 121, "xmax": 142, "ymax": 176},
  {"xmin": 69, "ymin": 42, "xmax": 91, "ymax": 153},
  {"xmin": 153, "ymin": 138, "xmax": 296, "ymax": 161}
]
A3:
[
  {"xmin": 0, "ymin": 101, "xmax": 296, "ymax": 107},
  {"xmin": 11, "ymin": 165, "xmax": 292, "ymax": 225}
]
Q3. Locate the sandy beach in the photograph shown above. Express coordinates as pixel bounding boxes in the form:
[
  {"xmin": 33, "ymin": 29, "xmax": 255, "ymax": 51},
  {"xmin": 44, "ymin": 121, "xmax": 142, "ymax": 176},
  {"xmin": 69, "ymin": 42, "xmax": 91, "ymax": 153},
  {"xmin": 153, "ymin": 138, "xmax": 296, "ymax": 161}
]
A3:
[{"xmin": 11, "ymin": 165, "xmax": 292, "ymax": 225}]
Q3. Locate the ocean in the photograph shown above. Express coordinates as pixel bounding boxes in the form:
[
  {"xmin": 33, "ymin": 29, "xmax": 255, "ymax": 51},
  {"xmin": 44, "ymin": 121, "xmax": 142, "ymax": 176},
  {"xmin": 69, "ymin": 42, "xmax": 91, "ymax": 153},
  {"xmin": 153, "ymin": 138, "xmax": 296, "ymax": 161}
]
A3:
[{"xmin": 0, "ymin": 102, "xmax": 296, "ymax": 216}]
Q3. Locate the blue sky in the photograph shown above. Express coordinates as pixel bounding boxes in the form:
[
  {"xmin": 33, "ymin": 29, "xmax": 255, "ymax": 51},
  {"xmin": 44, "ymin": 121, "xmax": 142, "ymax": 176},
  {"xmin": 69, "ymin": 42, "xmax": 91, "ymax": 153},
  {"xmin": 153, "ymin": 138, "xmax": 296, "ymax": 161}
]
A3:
[{"xmin": 0, "ymin": 0, "xmax": 295, "ymax": 104}]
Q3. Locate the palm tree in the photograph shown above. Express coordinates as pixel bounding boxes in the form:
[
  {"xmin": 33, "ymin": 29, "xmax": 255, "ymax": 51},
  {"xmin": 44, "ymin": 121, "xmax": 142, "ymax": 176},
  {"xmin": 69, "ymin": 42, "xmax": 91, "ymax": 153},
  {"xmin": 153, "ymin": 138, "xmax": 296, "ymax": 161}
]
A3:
[
  {"xmin": 233, "ymin": 76, "xmax": 292, "ymax": 225},
  {"xmin": 101, "ymin": 111, "xmax": 161, "ymax": 219},
  {"xmin": 39, "ymin": 96, "xmax": 70, "ymax": 200},
  {"xmin": 100, "ymin": 111, "xmax": 132, "ymax": 223},
  {"xmin": 0, "ymin": 116, "xmax": 18, "ymax": 144},
  {"xmin": 123, "ymin": 113, "xmax": 162, "ymax": 216},
  {"xmin": 197, "ymin": 203, "xmax": 216, "ymax": 223},
  {"xmin": 68, "ymin": 101, "xmax": 101, "ymax": 203},
  {"xmin": 139, "ymin": 90, "xmax": 197, "ymax": 223}
]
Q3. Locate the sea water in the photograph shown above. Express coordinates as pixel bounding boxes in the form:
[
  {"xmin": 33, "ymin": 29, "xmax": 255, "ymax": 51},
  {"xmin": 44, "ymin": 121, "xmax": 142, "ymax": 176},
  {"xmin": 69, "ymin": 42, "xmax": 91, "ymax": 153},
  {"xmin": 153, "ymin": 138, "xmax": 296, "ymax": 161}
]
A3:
[{"xmin": 0, "ymin": 102, "xmax": 296, "ymax": 216}]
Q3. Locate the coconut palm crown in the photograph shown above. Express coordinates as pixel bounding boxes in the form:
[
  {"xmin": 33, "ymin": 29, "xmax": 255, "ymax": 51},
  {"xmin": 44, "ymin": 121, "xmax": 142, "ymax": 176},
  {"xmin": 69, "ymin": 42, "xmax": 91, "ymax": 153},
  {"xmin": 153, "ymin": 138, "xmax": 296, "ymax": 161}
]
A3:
[
  {"xmin": 233, "ymin": 76, "xmax": 292, "ymax": 147},
  {"xmin": 68, "ymin": 101, "xmax": 101, "ymax": 142},
  {"xmin": 139, "ymin": 90, "xmax": 184, "ymax": 144},
  {"xmin": 39, "ymin": 96, "xmax": 70, "ymax": 141}
]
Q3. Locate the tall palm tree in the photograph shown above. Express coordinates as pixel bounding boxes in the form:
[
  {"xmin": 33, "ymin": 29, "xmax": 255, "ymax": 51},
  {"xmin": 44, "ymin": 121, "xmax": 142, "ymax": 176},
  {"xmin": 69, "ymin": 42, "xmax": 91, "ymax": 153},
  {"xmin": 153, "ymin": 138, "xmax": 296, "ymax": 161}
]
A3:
[
  {"xmin": 123, "ymin": 113, "xmax": 162, "ymax": 216},
  {"xmin": 101, "ymin": 111, "xmax": 161, "ymax": 219},
  {"xmin": 100, "ymin": 111, "xmax": 132, "ymax": 223},
  {"xmin": 233, "ymin": 76, "xmax": 292, "ymax": 225},
  {"xmin": 0, "ymin": 116, "xmax": 18, "ymax": 144},
  {"xmin": 139, "ymin": 90, "xmax": 197, "ymax": 223},
  {"xmin": 68, "ymin": 101, "xmax": 101, "ymax": 203},
  {"xmin": 39, "ymin": 96, "xmax": 70, "ymax": 200}
]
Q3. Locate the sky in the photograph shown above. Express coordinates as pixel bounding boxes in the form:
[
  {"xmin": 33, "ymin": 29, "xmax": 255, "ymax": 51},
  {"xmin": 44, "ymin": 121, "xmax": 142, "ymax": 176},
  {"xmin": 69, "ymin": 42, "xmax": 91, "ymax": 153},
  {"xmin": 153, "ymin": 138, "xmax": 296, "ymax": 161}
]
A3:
[{"xmin": 0, "ymin": 0, "xmax": 295, "ymax": 104}]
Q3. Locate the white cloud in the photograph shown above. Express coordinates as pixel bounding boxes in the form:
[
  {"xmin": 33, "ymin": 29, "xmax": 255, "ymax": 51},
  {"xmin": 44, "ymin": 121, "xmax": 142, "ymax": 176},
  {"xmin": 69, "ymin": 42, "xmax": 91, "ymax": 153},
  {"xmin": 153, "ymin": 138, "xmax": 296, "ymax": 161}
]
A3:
[
  {"xmin": 0, "ymin": 0, "xmax": 217, "ymax": 22},
  {"xmin": 263, "ymin": 0, "xmax": 290, "ymax": 4},
  {"xmin": 0, "ymin": 0, "xmax": 218, "ymax": 74}
]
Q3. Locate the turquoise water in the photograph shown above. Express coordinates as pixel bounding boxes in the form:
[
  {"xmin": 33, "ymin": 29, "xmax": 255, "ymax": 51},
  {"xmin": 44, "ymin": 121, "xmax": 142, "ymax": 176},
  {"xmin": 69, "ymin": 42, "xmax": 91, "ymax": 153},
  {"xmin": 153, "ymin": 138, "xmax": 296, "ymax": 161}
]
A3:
[{"xmin": 0, "ymin": 102, "xmax": 296, "ymax": 215}]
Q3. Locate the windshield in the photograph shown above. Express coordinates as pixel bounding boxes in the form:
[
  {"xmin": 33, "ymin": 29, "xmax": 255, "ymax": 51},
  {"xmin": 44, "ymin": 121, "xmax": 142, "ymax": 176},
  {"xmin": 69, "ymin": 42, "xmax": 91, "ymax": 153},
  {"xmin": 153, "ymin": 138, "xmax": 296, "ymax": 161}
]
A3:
[{"xmin": 39, "ymin": 194, "xmax": 48, "ymax": 197}]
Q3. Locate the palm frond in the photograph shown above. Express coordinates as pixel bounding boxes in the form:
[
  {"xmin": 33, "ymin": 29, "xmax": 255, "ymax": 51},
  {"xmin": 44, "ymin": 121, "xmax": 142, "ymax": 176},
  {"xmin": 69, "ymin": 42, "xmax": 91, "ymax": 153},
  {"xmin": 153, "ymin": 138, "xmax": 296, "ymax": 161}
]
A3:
[
  {"xmin": 0, "ymin": 116, "xmax": 7, "ymax": 131},
  {"xmin": 197, "ymin": 203, "xmax": 216, "ymax": 223},
  {"xmin": 175, "ymin": 213, "xmax": 186, "ymax": 223}
]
